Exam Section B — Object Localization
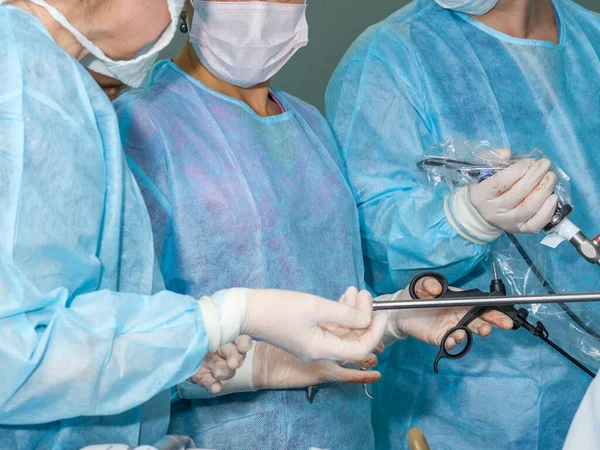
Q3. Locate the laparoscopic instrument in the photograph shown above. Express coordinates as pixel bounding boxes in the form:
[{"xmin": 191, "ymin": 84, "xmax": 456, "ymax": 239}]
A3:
[
  {"xmin": 419, "ymin": 157, "xmax": 600, "ymax": 266},
  {"xmin": 373, "ymin": 267, "xmax": 600, "ymax": 377},
  {"xmin": 420, "ymin": 156, "xmax": 600, "ymax": 345}
]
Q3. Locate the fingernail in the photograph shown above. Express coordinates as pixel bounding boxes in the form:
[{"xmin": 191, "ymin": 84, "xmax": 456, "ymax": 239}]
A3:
[{"xmin": 536, "ymin": 158, "xmax": 551, "ymax": 171}]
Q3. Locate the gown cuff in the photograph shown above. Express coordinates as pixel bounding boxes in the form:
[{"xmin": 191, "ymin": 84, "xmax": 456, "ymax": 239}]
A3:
[{"xmin": 444, "ymin": 187, "xmax": 502, "ymax": 245}]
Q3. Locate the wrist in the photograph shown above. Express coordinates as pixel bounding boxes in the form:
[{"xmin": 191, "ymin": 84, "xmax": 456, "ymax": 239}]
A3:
[
  {"xmin": 241, "ymin": 288, "xmax": 271, "ymax": 338},
  {"xmin": 375, "ymin": 292, "xmax": 409, "ymax": 346},
  {"xmin": 198, "ymin": 288, "xmax": 249, "ymax": 351},
  {"xmin": 444, "ymin": 187, "xmax": 502, "ymax": 245},
  {"xmin": 383, "ymin": 310, "xmax": 409, "ymax": 346}
]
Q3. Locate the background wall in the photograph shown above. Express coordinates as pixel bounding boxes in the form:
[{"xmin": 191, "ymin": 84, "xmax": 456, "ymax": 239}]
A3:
[{"xmin": 161, "ymin": 0, "xmax": 599, "ymax": 113}]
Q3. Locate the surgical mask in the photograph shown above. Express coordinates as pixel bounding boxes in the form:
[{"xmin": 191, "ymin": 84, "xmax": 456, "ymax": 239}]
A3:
[
  {"xmin": 434, "ymin": 0, "xmax": 498, "ymax": 15},
  {"xmin": 189, "ymin": 1, "xmax": 309, "ymax": 88},
  {"xmin": 22, "ymin": 0, "xmax": 185, "ymax": 88}
]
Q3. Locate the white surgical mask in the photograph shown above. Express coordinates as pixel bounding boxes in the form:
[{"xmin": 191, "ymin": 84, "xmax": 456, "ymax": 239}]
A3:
[
  {"xmin": 189, "ymin": 1, "xmax": 309, "ymax": 88},
  {"xmin": 21, "ymin": 0, "xmax": 185, "ymax": 87},
  {"xmin": 434, "ymin": 0, "xmax": 498, "ymax": 15}
]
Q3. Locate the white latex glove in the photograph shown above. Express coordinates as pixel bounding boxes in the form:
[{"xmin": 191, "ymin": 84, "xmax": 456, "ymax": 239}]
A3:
[
  {"xmin": 378, "ymin": 277, "xmax": 514, "ymax": 349},
  {"xmin": 445, "ymin": 148, "xmax": 558, "ymax": 244},
  {"xmin": 81, "ymin": 435, "xmax": 195, "ymax": 450},
  {"xmin": 322, "ymin": 286, "xmax": 386, "ymax": 357},
  {"xmin": 181, "ymin": 341, "xmax": 381, "ymax": 397},
  {"xmin": 192, "ymin": 287, "xmax": 384, "ymax": 394},
  {"xmin": 188, "ymin": 335, "xmax": 254, "ymax": 395},
  {"xmin": 199, "ymin": 288, "xmax": 387, "ymax": 363},
  {"xmin": 251, "ymin": 341, "xmax": 381, "ymax": 390}
]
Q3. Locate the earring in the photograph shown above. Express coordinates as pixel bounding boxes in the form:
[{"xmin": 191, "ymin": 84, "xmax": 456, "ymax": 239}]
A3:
[{"xmin": 179, "ymin": 11, "xmax": 188, "ymax": 34}]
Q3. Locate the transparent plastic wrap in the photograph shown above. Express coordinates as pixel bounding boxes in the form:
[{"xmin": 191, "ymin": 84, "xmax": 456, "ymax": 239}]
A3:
[
  {"xmin": 420, "ymin": 137, "xmax": 600, "ymax": 372},
  {"xmin": 421, "ymin": 137, "xmax": 573, "ymax": 213}
]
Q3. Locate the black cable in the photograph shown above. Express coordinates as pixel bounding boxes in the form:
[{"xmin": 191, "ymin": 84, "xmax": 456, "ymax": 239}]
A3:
[
  {"xmin": 504, "ymin": 234, "xmax": 597, "ymax": 376},
  {"xmin": 506, "ymin": 233, "xmax": 600, "ymax": 341},
  {"xmin": 540, "ymin": 333, "xmax": 596, "ymax": 378},
  {"xmin": 520, "ymin": 317, "xmax": 596, "ymax": 377}
]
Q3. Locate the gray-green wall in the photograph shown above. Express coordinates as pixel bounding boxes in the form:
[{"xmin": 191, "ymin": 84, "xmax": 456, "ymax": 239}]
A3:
[{"xmin": 162, "ymin": 0, "xmax": 599, "ymax": 112}]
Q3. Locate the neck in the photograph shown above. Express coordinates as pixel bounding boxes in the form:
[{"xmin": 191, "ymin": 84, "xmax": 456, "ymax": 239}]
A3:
[
  {"xmin": 174, "ymin": 42, "xmax": 280, "ymax": 117},
  {"xmin": 474, "ymin": 0, "xmax": 558, "ymax": 44},
  {"xmin": 9, "ymin": 0, "xmax": 92, "ymax": 59}
]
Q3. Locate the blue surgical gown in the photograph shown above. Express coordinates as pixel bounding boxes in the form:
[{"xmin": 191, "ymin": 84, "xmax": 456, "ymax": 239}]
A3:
[
  {"xmin": 0, "ymin": 7, "xmax": 211, "ymax": 450},
  {"xmin": 115, "ymin": 60, "xmax": 372, "ymax": 449},
  {"xmin": 326, "ymin": 0, "xmax": 600, "ymax": 448}
]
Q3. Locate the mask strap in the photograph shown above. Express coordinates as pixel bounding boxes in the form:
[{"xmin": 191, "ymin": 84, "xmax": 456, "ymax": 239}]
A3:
[
  {"xmin": 27, "ymin": 0, "xmax": 182, "ymax": 64},
  {"xmin": 26, "ymin": 0, "xmax": 109, "ymax": 59}
]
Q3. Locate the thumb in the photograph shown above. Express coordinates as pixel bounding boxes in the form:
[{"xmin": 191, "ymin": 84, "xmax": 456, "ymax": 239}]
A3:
[
  {"xmin": 321, "ymin": 312, "xmax": 388, "ymax": 362},
  {"xmin": 414, "ymin": 277, "xmax": 443, "ymax": 299}
]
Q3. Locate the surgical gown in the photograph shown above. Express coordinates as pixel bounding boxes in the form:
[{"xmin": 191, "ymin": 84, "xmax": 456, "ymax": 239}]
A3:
[
  {"xmin": 326, "ymin": 0, "xmax": 600, "ymax": 448},
  {"xmin": 115, "ymin": 60, "xmax": 372, "ymax": 449},
  {"xmin": 564, "ymin": 372, "xmax": 600, "ymax": 450},
  {"xmin": 0, "ymin": 6, "xmax": 211, "ymax": 450}
]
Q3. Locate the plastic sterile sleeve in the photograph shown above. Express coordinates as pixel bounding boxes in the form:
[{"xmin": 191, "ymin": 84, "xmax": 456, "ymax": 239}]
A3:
[{"xmin": 420, "ymin": 137, "xmax": 600, "ymax": 372}]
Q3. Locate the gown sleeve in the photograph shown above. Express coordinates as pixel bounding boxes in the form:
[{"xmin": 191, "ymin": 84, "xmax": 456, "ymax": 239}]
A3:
[
  {"xmin": 0, "ymin": 82, "xmax": 210, "ymax": 427},
  {"xmin": 325, "ymin": 28, "xmax": 488, "ymax": 293}
]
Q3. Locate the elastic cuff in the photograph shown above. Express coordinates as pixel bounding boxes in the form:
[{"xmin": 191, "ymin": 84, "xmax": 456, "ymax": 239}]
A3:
[
  {"xmin": 376, "ymin": 291, "xmax": 408, "ymax": 346},
  {"xmin": 383, "ymin": 311, "xmax": 409, "ymax": 347},
  {"xmin": 444, "ymin": 188, "xmax": 502, "ymax": 245},
  {"xmin": 218, "ymin": 344, "xmax": 257, "ymax": 395},
  {"xmin": 213, "ymin": 288, "xmax": 249, "ymax": 345},
  {"xmin": 198, "ymin": 296, "xmax": 221, "ymax": 352}
]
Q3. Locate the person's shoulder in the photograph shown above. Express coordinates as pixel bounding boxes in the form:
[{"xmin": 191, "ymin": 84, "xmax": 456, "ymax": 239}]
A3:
[
  {"xmin": 0, "ymin": 6, "xmax": 54, "ymax": 47},
  {"xmin": 114, "ymin": 61, "xmax": 182, "ymax": 123},
  {"xmin": 559, "ymin": 0, "xmax": 600, "ymax": 21},
  {"xmin": 559, "ymin": 0, "xmax": 600, "ymax": 39},
  {"xmin": 0, "ymin": 7, "xmax": 113, "ymax": 130},
  {"xmin": 0, "ymin": 6, "xmax": 83, "ymax": 75},
  {"xmin": 0, "ymin": 7, "xmax": 87, "ymax": 89},
  {"xmin": 373, "ymin": 0, "xmax": 441, "ymax": 37},
  {"xmin": 342, "ymin": 1, "xmax": 441, "ymax": 63},
  {"xmin": 557, "ymin": 0, "xmax": 600, "ymax": 47},
  {"xmin": 331, "ymin": 0, "xmax": 450, "ymax": 90}
]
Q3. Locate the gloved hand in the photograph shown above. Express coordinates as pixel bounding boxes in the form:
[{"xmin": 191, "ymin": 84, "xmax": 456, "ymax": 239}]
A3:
[
  {"xmin": 178, "ymin": 340, "xmax": 381, "ymax": 397},
  {"xmin": 378, "ymin": 276, "xmax": 514, "ymax": 348},
  {"xmin": 251, "ymin": 341, "xmax": 381, "ymax": 390},
  {"xmin": 188, "ymin": 335, "xmax": 254, "ymax": 395},
  {"xmin": 321, "ymin": 286, "xmax": 386, "ymax": 356},
  {"xmin": 445, "ymin": 148, "xmax": 558, "ymax": 244},
  {"xmin": 200, "ymin": 286, "xmax": 384, "ymax": 394},
  {"xmin": 199, "ymin": 287, "xmax": 387, "ymax": 363}
]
